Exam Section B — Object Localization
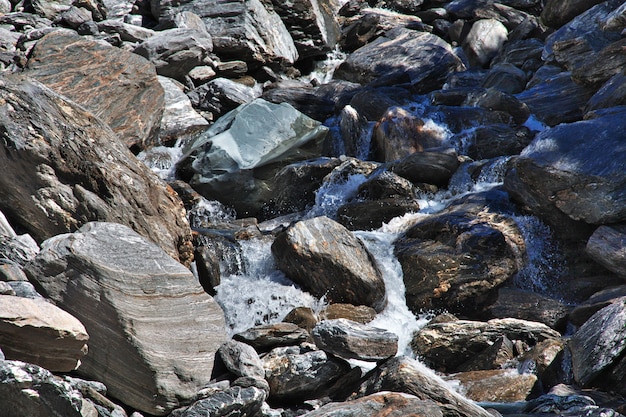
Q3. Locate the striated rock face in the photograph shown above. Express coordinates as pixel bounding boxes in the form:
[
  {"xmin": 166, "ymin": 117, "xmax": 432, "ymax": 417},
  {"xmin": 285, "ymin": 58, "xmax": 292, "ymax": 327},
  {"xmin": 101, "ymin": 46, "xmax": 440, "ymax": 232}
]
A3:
[
  {"xmin": 24, "ymin": 30, "xmax": 164, "ymax": 150},
  {"xmin": 303, "ymin": 391, "xmax": 444, "ymax": 417},
  {"xmin": 334, "ymin": 27, "xmax": 465, "ymax": 92},
  {"xmin": 271, "ymin": 216, "xmax": 387, "ymax": 312},
  {"xmin": 25, "ymin": 222, "xmax": 228, "ymax": 416},
  {"xmin": 311, "ymin": 318, "xmax": 398, "ymax": 361},
  {"xmin": 0, "ymin": 360, "xmax": 98, "ymax": 417},
  {"xmin": 0, "ymin": 295, "xmax": 88, "ymax": 372},
  {"xmin": 0, "ymin": 74, "xmax": 192, "ymax": 264},
  {"xmin": 504, "ymin": 109, "xmax": 626, "ymax": 234}
]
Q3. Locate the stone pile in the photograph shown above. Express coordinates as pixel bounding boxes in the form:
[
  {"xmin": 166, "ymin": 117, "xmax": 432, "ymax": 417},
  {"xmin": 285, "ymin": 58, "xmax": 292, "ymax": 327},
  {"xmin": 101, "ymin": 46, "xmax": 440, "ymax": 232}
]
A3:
[{"xmin": 1, "ymin": 0, "xmax": 626, "ymax": 416}]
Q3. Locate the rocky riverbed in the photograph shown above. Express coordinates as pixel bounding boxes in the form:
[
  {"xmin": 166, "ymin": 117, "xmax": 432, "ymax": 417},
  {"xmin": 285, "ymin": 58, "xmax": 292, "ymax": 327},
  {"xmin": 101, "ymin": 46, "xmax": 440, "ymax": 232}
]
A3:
[{"xmin": 1, "ymin": 0, "xmax": 626, "ymax": 416}]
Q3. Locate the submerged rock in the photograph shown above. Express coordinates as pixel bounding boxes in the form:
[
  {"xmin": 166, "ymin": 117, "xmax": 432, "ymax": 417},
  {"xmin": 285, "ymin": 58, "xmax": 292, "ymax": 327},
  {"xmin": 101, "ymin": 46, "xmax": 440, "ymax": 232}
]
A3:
[
  {"xmin": 271, "ymin": 216, "xmax": 387, "ymax": 312},
  {"xmin": 25, "ymin": 222, "xmax": 228, "ymax": 416}
]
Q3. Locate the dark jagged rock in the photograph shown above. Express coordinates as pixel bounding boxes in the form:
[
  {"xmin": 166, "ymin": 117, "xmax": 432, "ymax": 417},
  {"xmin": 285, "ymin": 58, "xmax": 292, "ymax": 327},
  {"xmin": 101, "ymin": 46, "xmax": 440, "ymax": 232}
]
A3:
[
  {"xmin": 390, "ymin": 147, "xmax": 459, "ymax": 187},
  {"xmin": 334, "ymin": 27, "xmax": 465, "ymax": 92},
  {"xmin": 25, "ymin": 222, "xmax": 228, "ymax": 416},
  {"xmin": 272, "ymin": 216, "xmax": 387, "ymax": 311},
  {"xmin": 186, "ymin": 77, "xmax": 260, "ymax": 119},
  {"xmin": 541, "ymin": 0, "xmax": 605, "ymax": 29},
  {"xmin": 233, "ymin": 322, "xmax": 310, "ymax": 351},
  {"xmin": 24, "ymin": 30, "xmax": 164, "ymax": 150},
  {"xmin": 0, "ymin": 74, "xmax": 193, "ymax": 264},
  {"xmin": 489, "ymin": 287, "xmax": 570, "ymax": 330},
  {"xmin": 172, "ymin": 386, "xmax": 266, "ymax": 417}
]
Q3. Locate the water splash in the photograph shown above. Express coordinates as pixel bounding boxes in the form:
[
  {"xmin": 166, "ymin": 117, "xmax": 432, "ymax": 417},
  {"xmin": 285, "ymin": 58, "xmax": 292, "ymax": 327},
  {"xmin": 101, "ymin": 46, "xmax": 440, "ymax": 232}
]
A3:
[
  {"xmin": 188, "ymin": 197, "xmax": 236, "ymax": 229},
  {"xmin": 213, "ymin": 237, "xmax": 324, "ymax": 336},
  {"xmin": 137, "ymin": 143, "xmax": 183, "ymax": 181},
  {"xmin": 306, "ymin": 173, "xmax": 368, "ymax": 219},
  {"xmin": 356, "ymin": 230, "xmax": 428, "ymax": 357},
  {"xmin": 301, "ymin": 46, "xmax": 347, "ymax": 85}
]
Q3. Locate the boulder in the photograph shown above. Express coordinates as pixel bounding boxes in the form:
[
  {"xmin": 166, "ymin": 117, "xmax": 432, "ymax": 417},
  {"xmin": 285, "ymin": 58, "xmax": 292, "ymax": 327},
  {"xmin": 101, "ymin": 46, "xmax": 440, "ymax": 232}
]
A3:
[
  {"xmin": 217, "ymin": 340, "xmax": 265, "ymax": 379},
  {"xmin": 0, "ymin": 360, "xmax": 99, "ymax": 417},
  {"xmin": 354, "ymin": 356, "xmax": 494, "ymax": 417},
  {"xmin": 133, "ymin": 28, "xmax": 213, "ymax": 82},
  {"xmin": 372, "ymin": 107, "xmax": 450, "ymax": 162},
  {"xmin": 172, "ymin": 0, "xmax": 298, "ymax": 68},
  {"xmin": 541, "ymin": 0, "xmax": 605, "ymax": 29},
  {"xmin": 177, "ymin": 98, "xmax": 328, "ymax": 217},
  {"xmin": 311, "ymin": 318, "xmax": 398, "ymax": 361},
  {"xmin": 515, "ymin": 71, "xmax": 595, "ymax": 126},
  {"xmin": 462, "ymin": 19, "xmax": 508, "ymax": 68},
  {"xmin": 569, "ymin": 287, "xmax": 626, "ymax": 326},
  {"xmin": 572, "ymin": 38, "xmax": 626, "ymax": 88},
  {"xmin": 586, "ymin": 72, "xmax": 626, "ymax": 113},
  {"xmin": 271, "ymin": 216, "xmax": 387, "ymax": 312},
  {"xmin": 262, "ymin": 343, "xmax": 351, "ymax": 401},
  {"xmin": 302, "ymin": 392, "xmax": 444, "ymax": 417},
  {"xmin": 233, "ymin": 322, "xmax": 310, "ymax": 351},
  {"xmin": 25, "ymin": 222, "xmax": 228, "ymax": 416},
  {"xmin": 504, "ymin": 109, "xmax": 626, "ymax": 232},
  {"xmin": 446, "ymin": 369, "xmax": 537, "ymax": 402},
  {"xmin": 586, "ymin": 225, "xmax": 626, "ymax": 280},
  {"xmin": 390, "ymin": 147, "xmax": 460, "ymax": 187},
  {"xmin": 186, "ymin": 77, "xmax": 260, "ymax": 119},
  {"xmin": 395, "ymin": 189, "xmax": 525, "ymax": 316},
  {"xmin": 156, "ymin": 76, "xmax": 210, "ymax": 146},
  {"xmin": 320, "ymin": 303, "xmax": 377, "ymax": 323},
  {"xmin": 262, "ymin": 82, "xmax": 336, "ymax": 121},
  {"xmin": 489, "ymin": 287, "xmax": 570, "ymax": 330},
  {"xmin": 0, "ymin": 295, "xmax": 88, "ymax": 372},
  {"xmin": 24, "ymin": 30, "xmax": 164, "ymax": 150},
  {"xmin": 463, "ymin": 124, "xmax": 534, "ymax": 160},
  {"xmin": 0, "ymin": 74, "xmax": 193, "ymax": 264},
  {"xmin": 569, "ymin": 299, "xmax": 626, "ymax": 388},
  {"xmin": 172, "ymin": 386, "xmax": 266, "ymax": 417},
  {"xmin": 334, "ymin": 27, "xmax": 465, "ymax": 92},
  {"xmin": 268, "ymin": 0, "xmax": 340, "ymax": 59},
  {"xmin": 96, "ymin": 19, "xmax": 156, "ymax": 43},
  {"xmin": 411, "ymin": 318, "xmax": 561, "ymax": 373},
  {"xmin": 27, "ymin": 0, "xmax": 73, "ymax": 20}
]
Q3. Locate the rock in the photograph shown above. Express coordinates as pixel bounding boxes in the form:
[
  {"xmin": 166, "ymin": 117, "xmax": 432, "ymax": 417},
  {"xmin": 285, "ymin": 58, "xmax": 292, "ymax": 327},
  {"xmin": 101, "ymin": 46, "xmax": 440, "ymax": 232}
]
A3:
[
  {"xmin": 233, "ymin": 322, "xmax": 310, "ymax": 351},
  {"xmin": 464, "ymin": 88, "xmax": 530, "ymax": 126},
  {"xmin": 569, "ymin": 299, "xmax": 626, "ymax": 387},
  {"xmin": 390, "ymin": 147, "xmax": 460, "ymax": 187},
  {"xmin": 133, "ymin": 28, "xmax": 213, "ymax": 82},
  {"xmin": 283, "ymin": 307, "xmax": 319, "ymax": 332},
  {"xmin": 27, "ymin": 0, "xmax": 73, "ymax": 20},
  {"xmin": 271, "ymin": 216, "xmax": 387, "ymax": 312},
  {"xmin": 489, "ymin": 288, "xmax": 570, "ymax": 330},
  {"xmin": 186, "ymin": 77, "xmax": 260, "ymax": 119},
  {"xmin": 455, "ymin": 335, "xmax": 515, "ymax": 372},
  {"xmin": 0, "ymin": 234, "xmax": 40, "ymax": 268},
  {"xmin": 217, "ymin": 340, "xmax": 265, "ymax": 379},
  {"xmin": 262, "ymin": 343, "xmax": 351, "ymax": 401},
  {"xmin": 267, "ymin": 157, "xmax": 342, "ymax": 216},
  {"xmin": 411, "ymin": 318, "xmax": 561, "ymax": 373},
  {"xmin": 354, "ymin": 356, "xmax": 494, "ymax": 417},
  {"xmin": 311, "ymin": 318, "xmax": 398, "ymax": 361},
  {"xmin": 337, "ymin": 198, "xmax": 421, "ymax": 231},
  {"xmin": 586, "ymin": 225, "xmax": 626, "ymax": 280},
  {"xmin": 156, "ymin": 76, "xmax": 210, "ymax": 146},
  {"xmin": 0, "ymin": 74, "xmax": 193, "ymax": 264},
  {"xmin": 482, "ymin": 63, "xmax": 529, "ymax": 94},
  {"xmin": 172, "ymin": 0, "xmax": 298, "ymax": 68},
  {"xmin": 504, "ymin": 109, "xmax": 626, "ymax": 231},
  {"xmin": 572, "ymin": 38, "xmax": 626, "ymax": 88},
  {"xmin": 262, "ymin": 82, "xmax": 336, "ymax": 121},
  {"xmin": 0, "ymin": 295, "xmax": 88, "ymax": 372},
  {"xmin": 569, "ymin": 286, "xmax": 626, "ymax": 326},
  {"xmin": 463, "ymin": 124, "xmax": 534, "ymax": 160},
  {"xmin": 56, "ymin": 6, "xmax": 93, "ymax": 29},
  {"xmin": 268, "ymin": 0, "xmax": 340, "ymax": 59},
  {"xmin": 395, "ymin": 189, "xmax": 525, "ymax": 316},
  {"xmin": 96, "ymin": 19, "xmax": 156, "ymax": 43},
  {"xmin": 372, "ymin": 107, "xmax": 450, "ymax": 162},
  {"xmin": 177, "ymin": 98, "xmax": 328, "ymax": 217},
  {"xmin": 301, "ymin": 392, "xmax": 444, "ymax": 417},
  {"xmin": 24, "ymin": 30, "xmax": 164, "ymax": 150},
  {"xmin": 0, "ymin": 360, "xmax": 99, "ymax": 417},
  {"xmin": 462, "ymin": 19, "xmax": 508, "ymax": 68},
  {"xmin": 320, "ymin": 303, "xmax": 377, "ymax": 323},
  {"xmin": 446, "ymin": 369, "xmax": 537, "ymax": 402},
  {"xmin": 173, "ymin": 386, "xmax": 266, "ymax": 417},
  {"xmin": 25, "ymin": 222, "xmax": 228, "ymax": 416},
  {"xmin": 334, "ymin": 27, "xmax": 465, "ymax": 92},
  {"xmin": 541, "ymin": 0, "xmax": 605, "ymax": 29},
  {"xmin": 517, "ymin": 337, "xmax": 565, "ymax": 378},
  {"xmin": 586, "ymin": 72, "xmax": 626, "ymax": 113}
]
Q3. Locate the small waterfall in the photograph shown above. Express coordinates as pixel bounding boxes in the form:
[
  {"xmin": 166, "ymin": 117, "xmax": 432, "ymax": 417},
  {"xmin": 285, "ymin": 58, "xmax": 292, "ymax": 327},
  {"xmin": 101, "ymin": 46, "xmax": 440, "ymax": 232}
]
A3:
[{"xmin": 305, "ymin": 172, "xmax": 368, "ymax": 219}]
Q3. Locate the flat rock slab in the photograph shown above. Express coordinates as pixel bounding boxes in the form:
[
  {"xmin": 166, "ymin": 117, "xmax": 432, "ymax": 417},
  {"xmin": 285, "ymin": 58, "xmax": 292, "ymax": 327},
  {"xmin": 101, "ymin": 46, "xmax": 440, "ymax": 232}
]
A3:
[
  {"xmin": 25, "ymin": 222, "xmax": 228, "ymax": 416},
  {"xmin": 271, "ymin": 216, "xmax": 387, "ymax": 312},
  {"xmin": 311, "ymin": 318, "xmax": 398, "ymax": 361},
  {"xmin": 24, "ymin": 30, "xmax": 164, "ymax": 150},
  {"xmin": 0, "ymin": 295, "xmax": 88, "ymax": 372}
]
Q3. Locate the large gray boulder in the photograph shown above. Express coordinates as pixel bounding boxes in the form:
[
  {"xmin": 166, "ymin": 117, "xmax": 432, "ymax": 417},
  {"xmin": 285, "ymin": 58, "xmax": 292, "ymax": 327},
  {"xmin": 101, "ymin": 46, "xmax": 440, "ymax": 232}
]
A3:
[
  {"xmin": 504, "ymin": 109, "xmax": 626, "ymax": 234},
  {"xmin": 0, "ymin": 360, "xmax": 99, "ymax": 417},
  {"xmin": 302, "ymin": 392, "xmax": 444, "ymax": 417},
  {"xmin": 271, "ymin": 216, "xmax": 387, "ymax": 312},
  {"xmin": 25, "ymin": 222, "xmax": 228, "ymax": 416},
  {"xmin": 177, "ymin": 98, "xmax": 328, "ymax": 217},
  {"xmin": 171, "ymin": 0, "xmax": 298, "ymax": 68},
  {"xmin": 334, "ymin": 27, "xmax": 465, "ymax": 92},
  {"xmin": 24, "ymin": 30, "xmax": 164, "ymax": 150},
  {"xmin": 0, "ymin": 295, "xmax": 88, "ymax": 372},
  {"xmin": 0, "ymin": 74, "xmax": 193, "ymax": 265},
  {"xmin": 462, "ymin": 19, "xmax": 508, "ymax": 68}
]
